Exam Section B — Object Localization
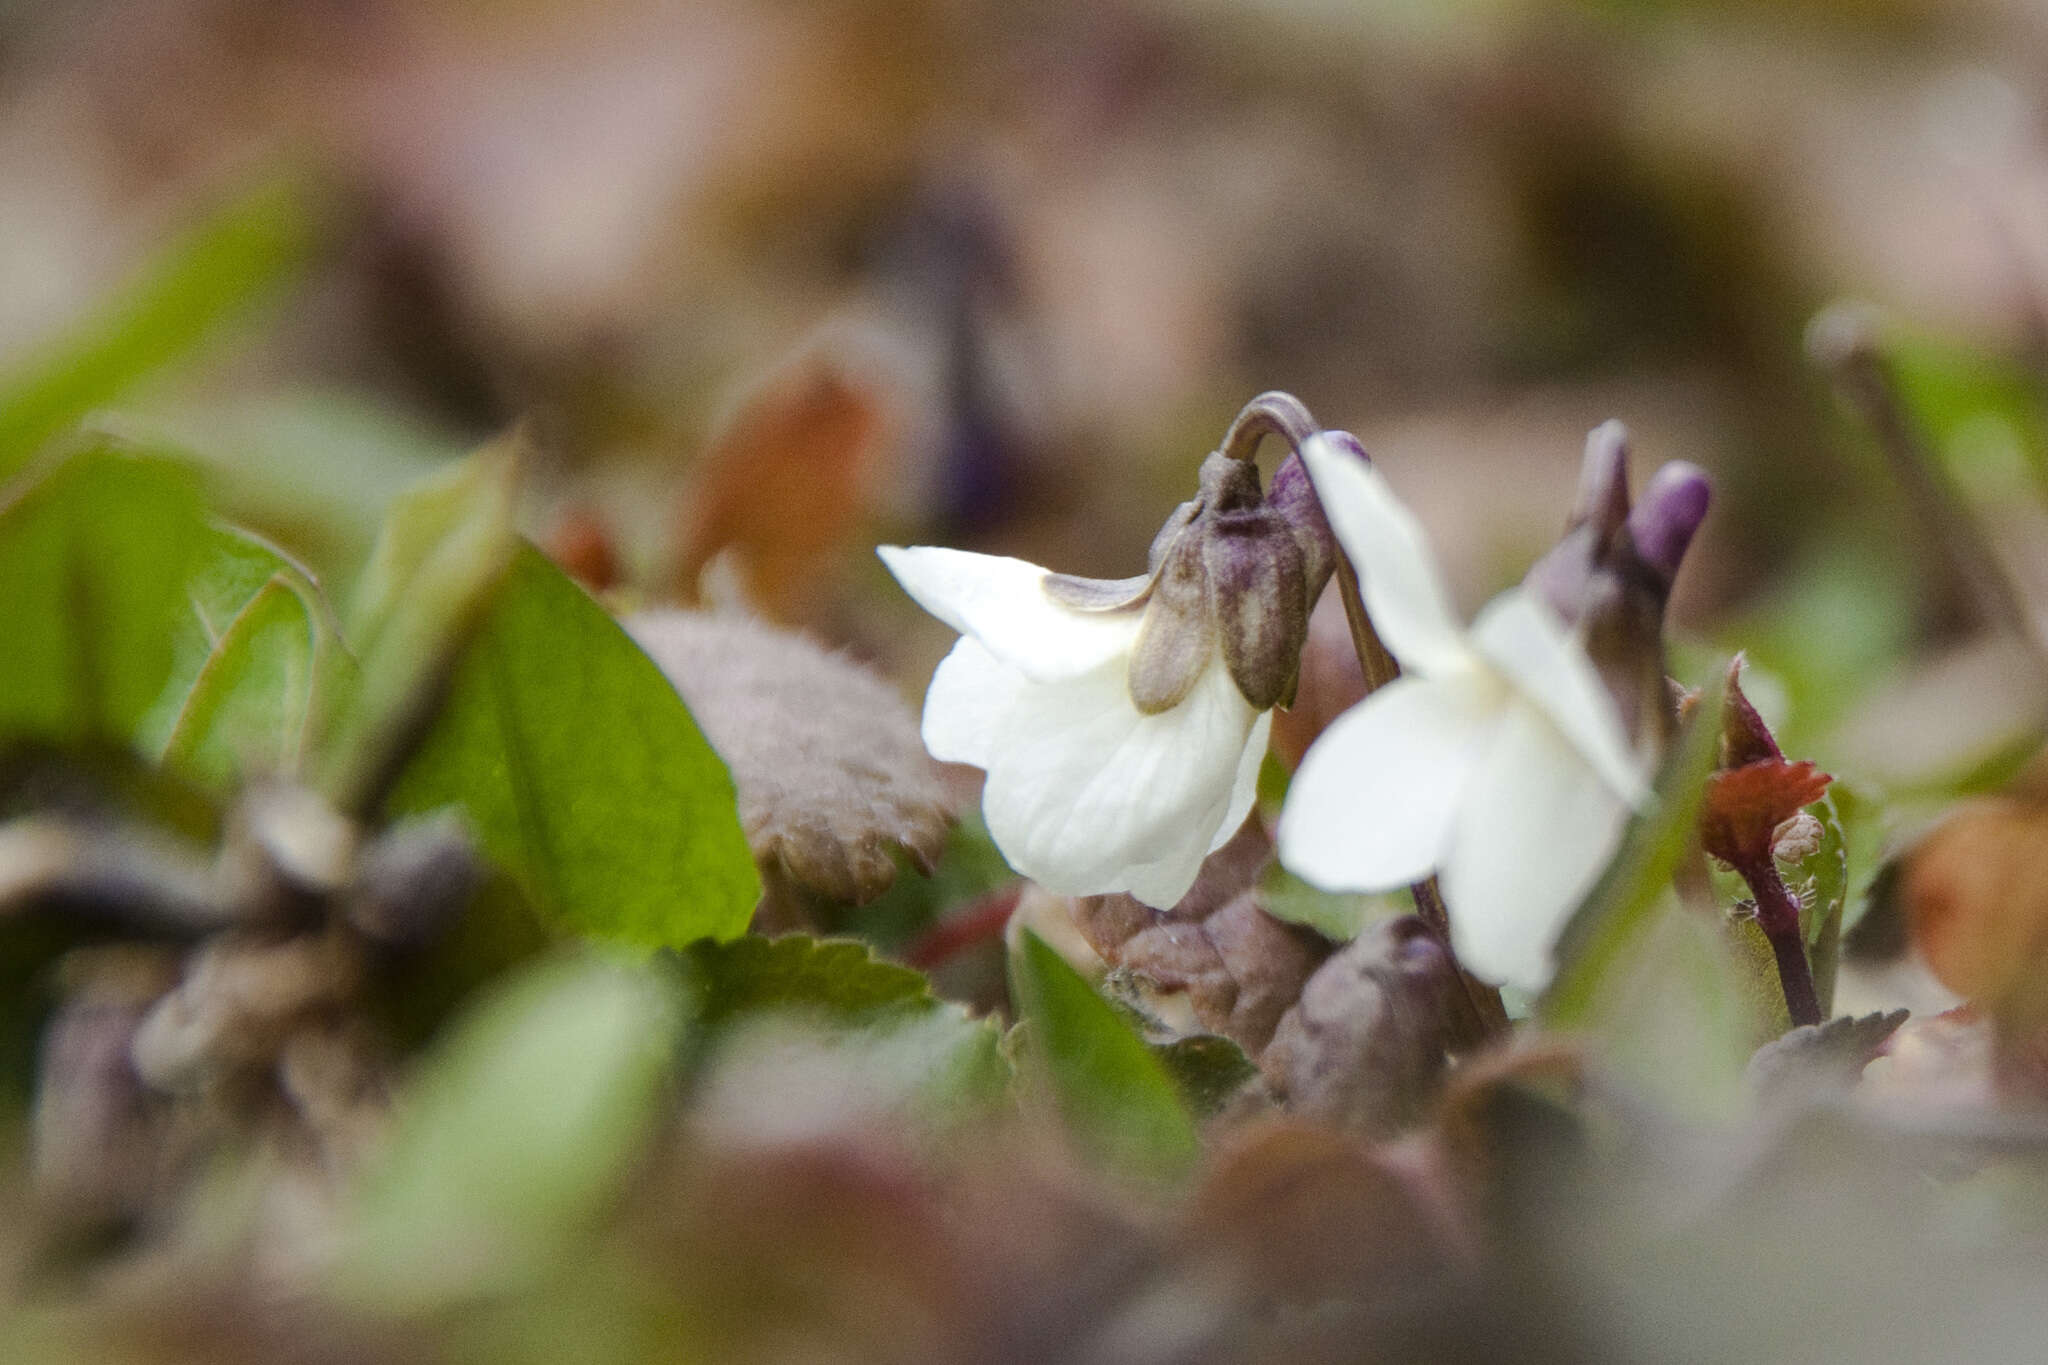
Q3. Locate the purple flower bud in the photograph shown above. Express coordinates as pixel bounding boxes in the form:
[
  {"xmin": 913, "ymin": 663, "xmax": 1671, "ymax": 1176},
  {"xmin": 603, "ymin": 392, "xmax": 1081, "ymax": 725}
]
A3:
[
  {"xmin": 1628, "ymin": 461, "xmax": 1712, "ymax": 587},
  {"xmin": 1267, "ymin": 450, "xmax": 1338, "ymax": 591},
  {"xmin": 1522, "ymin": 424, "xmax": 1715, "ymax": 753}
]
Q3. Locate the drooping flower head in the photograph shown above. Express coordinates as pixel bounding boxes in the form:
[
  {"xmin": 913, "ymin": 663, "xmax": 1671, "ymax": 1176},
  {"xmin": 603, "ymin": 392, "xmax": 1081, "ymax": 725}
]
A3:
[
  {"xmin": 1278, "ymin": 427, "xmax": 1708, "ymax": 991},
  {"xmin": 881, "ymin": 395, "xmax": 1337, "ymax": 908}
]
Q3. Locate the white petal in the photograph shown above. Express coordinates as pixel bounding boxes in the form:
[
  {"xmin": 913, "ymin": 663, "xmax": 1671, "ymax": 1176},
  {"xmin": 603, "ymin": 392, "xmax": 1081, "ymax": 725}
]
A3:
[
  {"xmin": 978, "ymin": 655, "xmax": 1261, "ymax": 906},
  {"xmin": 1276, "ymin": 672, "xmax": 1503, "ymax": 892},
  {"xmin": 1210, "ymin": 707, "xmax": 1273, "ymax": 856},
  {"xmin": 1437, "ymin": 697, "xmax": 1632, "ymax": 992},
  {"xmin": 1299, "ymin": 435, "xmax": 1474, "ymax": 676},
  {"xmin": 878, "ymin": 545, "xmax": 1140, "ymax": 680},
  {"xmin": 919, "ymin": 637, "xmax": 1026, "ymax": 768},
  {"xmin": 1468, "ymin": 588, "xmax": 1651, "ymax": 807},
  {"xmin": 1108, "ymin": 706, "xmax": 1276, "ymax": 906}
]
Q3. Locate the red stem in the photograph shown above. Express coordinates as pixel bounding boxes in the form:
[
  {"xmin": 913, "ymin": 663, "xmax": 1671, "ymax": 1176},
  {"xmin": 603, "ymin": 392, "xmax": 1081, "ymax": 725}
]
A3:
[{"xmin": 1742, "ymin": 856, "xmax": 1822, "ymax": 1027}]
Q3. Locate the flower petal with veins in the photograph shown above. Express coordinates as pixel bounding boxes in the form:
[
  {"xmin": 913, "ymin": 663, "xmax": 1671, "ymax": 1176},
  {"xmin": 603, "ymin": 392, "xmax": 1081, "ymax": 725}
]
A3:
[
  {"xmin": 878, "ymin": 545, "xmax": 1141, "ymax": 681},
  {"xmin": 1299, "ymin": 435, "xmax": 1473, "ymax": 676},
  {"xmin": 978, "ymin": 655, "xmax": 1262, "ymax": 906}
]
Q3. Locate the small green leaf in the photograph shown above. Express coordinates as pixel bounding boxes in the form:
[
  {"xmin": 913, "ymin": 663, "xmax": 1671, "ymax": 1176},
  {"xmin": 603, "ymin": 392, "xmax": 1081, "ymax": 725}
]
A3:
[
  {"xmin": 1889, "ymin": 330, "xmax": 2048, "ymax": 495},
  {"xmin": 385, "ymin": 546, "xmax": 759, "ymax": 948},
  {"xmin": 0, "ymin": 447, "xmax": 209, "ymax": 746},
  {"xmin": 158, "ymin": 578, "xmax": 318, "ymax": 788},
  {"xmin": 335, "ymin": 951, "xmax": 682, "ymax": 1312},
  {"xmin": 0, "ymin": 176, "xmax": 318, "ymax": 479},
  {"xmin": 311, "ymin": 439, "xmax": 521, "ymax": 811},
  {"xmin": 677, "ymin": 934, "xmax": 933, "ymax": 1031},
  {"xmin": 1008, "ymin": 928, "xmax": 1199, "ymax": 1185},
  {"xmin": 1256, "ymin": 860, "xmax": 1404, "ymax": 942},
  {"xmin": 679, "ymin": 936, "xmax": 1008, "ymax": 1121},
  {"xmin": 138, "ymin": 526, "xmax": 351, "ymax": 791},
  {"xmin": 1152, "ymin": 1033, "xmax": 1260, "ymax": 1119},
  {"xmin": 1797, "ymin": 790, "xmax": 1849, "ymax": 1017},
  {"xmin": 100, "ymin": 389, "xmax": 461, "ymax": 585}
]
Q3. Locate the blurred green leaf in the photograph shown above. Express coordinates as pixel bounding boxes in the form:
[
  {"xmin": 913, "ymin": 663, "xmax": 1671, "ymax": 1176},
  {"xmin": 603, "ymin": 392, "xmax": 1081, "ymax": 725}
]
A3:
[
  {"xmin": 1544, "ymin": 673, "xmax": 1725, "ymax": 1026},
  {"xmin": 140, "ymin": 527, "xmax": 352, "ymax": 791},
  {"xmin": 1888, "ymin": 331, "xmax": 2048, "ymax": 495},
  {"xmin": 385, "ymin": 546, "xmax": 759, "ymax": 949},
  {"xmin": 159, "ymin": 578, "xmax": 318, "ymax": 788},
  {"xmin": 678, "ymin": 934, "xmax": 932, "ymax": 1030},
  {"xmin": 335, "ymin": 951, "xmax": 682, "ymax": 1313},
  {"xmin": 0, "ymin": 447, "xmax": 208, "ymax": 746},
  {"xmin": 0, "ymin": 177, "xmax": 318, "ymax": 478},
  {"xmin": 1798, "ymin": 790, "xmax": 1848, "ymax": 1016},
  {"xmin": 1705, "ymin": 538, "xmax": 1916, "ymax": 754},
  {"xmin": 1544, "ymin": 671, "xmax": 1753, "ymax": 1113},
  {"xmin": 1008, "ymin": 928, "xmax": 1198, "ymax": 1186},
  {"xmin": 1255, "ymin": 860, "xmax": 1404, "ymax": 942},
  {"xmin": 678, "ymin": 935, "xmax": 1005, "ymax": 1119},
  {"xmin": 311, "ymin": 439, "xmax": 521, "ymax": 811},
  {"xmin": 1152, "ymin": 1033, "xmax": 1260, "ymax": 1120},
  {"xmin": 101, "ymin": 390, "xmax": 462, "ymax": 585}
]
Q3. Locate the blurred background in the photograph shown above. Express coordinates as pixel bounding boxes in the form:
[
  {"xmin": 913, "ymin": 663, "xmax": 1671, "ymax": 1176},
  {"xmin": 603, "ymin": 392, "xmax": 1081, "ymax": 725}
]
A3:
[{"xmin": 6, "ymin": 0, "xmax": 2048, "ymax": 781}]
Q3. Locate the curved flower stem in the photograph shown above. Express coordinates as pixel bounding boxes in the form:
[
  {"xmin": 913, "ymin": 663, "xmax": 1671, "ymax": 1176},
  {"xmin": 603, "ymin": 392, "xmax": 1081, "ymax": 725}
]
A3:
[
  {"xmin": 1219, "ymin": 391, "xmax": 1319, "ymax": 465},
  {"xmin": 1219, "ymin": 389, "xmax": 1511, "ymax": 1045},
  {"xmin": 1330, "ymin": 560, "xmax": 1512, "ymax": 1046}
]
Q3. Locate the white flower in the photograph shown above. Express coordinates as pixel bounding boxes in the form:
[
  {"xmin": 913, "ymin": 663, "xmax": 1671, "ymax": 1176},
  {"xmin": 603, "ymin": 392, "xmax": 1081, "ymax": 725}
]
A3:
[
  {"xmin": 878, "ymin": 545, "xmax": 1271, "ymax": 908},
  {"xmin": 1276, "ymin": 437, "xmax": 1653, "ymax": 991}
]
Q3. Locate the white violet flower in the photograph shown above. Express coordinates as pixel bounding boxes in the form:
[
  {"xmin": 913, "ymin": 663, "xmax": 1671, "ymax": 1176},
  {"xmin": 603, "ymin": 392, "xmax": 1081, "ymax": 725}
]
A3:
[
  {"xmin": 882, "ymin": 441, "xmax": 1333, "ymax": 908},
  {"xmin": 1276, "ymin": 433, "xmax": 1658, "ymax": 992}
]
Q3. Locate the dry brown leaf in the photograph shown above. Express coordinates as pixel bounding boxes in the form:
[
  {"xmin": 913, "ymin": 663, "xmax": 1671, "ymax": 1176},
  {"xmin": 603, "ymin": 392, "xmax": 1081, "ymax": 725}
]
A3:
[
  {"xmin": 669, "ymin": 348, "xmax": 890, "ymax": 619},
  {"xmin": 626, "ymin": 610, "xmax": 951, "ymax": 904}
]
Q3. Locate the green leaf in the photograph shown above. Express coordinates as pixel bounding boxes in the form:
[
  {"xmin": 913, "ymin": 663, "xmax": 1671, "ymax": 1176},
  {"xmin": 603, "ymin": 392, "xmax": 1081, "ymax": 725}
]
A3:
[
  {"xmin": 1797, "ymin": 790, "xmax": 1849, "ymax": 1017},
  {"xmin": 1152, "ymin": 1033, "xmax": 1260, "ymax": 1120},
  {"xmin": 677, "ymin": 934, "xmax": 933, "ymax": 1031},
  {"xmin": 385, "ymin": 545, "xmax": 759, "ymax": 949},
  {"xmin": 1543, "ymin": 671, "xmax": 1753, "ymax": 1116},
  {"xmin": 334, "ymin": 951, "xmax": 682, "ymax": 1312},
  {"xmin": 1256, "ymin": 860, "xmax": 1405, "ymax": 942},
  {"xmin": 158, "ymin": 578, "xmax": 318, "ymax": 788},
  {"xmin": 1544, "ymin": 670, "xmax": 1725, "ymax": 1025},
  {"xmin": 679, "ymin": 936, "xmax": 1009, "ymax": 1124},
  {"xmin": 311, "ymin": 439, "xmax": 521, "ymax": 811},
  {"xmin": 99, "ymin": 389, "xmax": 461, "ymax": 586},
  {"xmin": 136, "ymin": 525, "xmax": 352, "ymax": 791},
  {"xmin": 1889, "ymin": 330, "xmax": 2048, "ymax": 496},
  {"xmin": 1008, "ymin": 928, "xmax": 1199, "ymax": 1186},
  {"xmin": 0, "ymin": 447, "xmax": 209, "ymax": 746},
  {"xmin": 0, "ymin": 176, "xmax": 318, "ymax": 479}
]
